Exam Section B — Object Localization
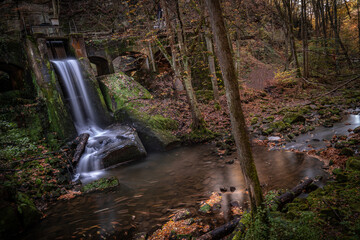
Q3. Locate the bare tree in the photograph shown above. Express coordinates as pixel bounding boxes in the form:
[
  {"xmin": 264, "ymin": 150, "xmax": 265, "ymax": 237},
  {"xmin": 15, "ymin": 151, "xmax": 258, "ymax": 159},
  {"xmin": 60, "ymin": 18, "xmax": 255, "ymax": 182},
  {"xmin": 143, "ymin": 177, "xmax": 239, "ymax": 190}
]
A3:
[
  {"xmin": 161, "ymin": 0, "xmax": 206, "ymax": 130},
  {"xmin": 206, "ymin": 0, "xmax": 263, "ymax": 211}
]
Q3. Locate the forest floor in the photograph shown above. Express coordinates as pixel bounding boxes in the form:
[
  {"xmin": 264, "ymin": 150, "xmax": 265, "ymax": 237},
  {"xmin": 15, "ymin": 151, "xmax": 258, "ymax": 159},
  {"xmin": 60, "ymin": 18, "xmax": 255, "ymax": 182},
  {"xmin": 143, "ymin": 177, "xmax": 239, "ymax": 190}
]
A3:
[{"xmin": 1, "ymin": 73, "xmax": 360, "ymax": 239}]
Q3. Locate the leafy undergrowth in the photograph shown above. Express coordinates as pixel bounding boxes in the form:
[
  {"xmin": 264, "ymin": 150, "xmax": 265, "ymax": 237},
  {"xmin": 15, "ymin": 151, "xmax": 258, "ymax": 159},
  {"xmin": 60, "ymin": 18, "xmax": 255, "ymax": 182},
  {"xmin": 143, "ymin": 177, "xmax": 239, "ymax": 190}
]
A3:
[
  {"xmin": 0, "ymin": 97, "xmax": 77, "ymax": 237},
  {"xmin": 231, "ymin": 137, "xmax": 360, "ymax": 240},
  {"xmin": 234, "ymin": 166, "xmax": 360, "ymax": 240}
]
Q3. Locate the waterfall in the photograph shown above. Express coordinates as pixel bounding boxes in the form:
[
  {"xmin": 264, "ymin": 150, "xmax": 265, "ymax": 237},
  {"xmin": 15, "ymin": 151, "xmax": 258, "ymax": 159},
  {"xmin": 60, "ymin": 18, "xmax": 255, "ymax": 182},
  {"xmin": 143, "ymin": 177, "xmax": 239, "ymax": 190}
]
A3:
[{"xmin": 52, "ymin": 59, "xmax": 106, "ymax": 178}]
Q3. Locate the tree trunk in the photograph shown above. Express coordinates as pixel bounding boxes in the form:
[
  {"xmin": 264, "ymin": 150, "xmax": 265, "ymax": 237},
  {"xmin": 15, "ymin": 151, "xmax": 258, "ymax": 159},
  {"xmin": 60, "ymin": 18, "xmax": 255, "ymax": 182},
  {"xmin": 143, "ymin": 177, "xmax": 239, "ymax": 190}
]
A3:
[
  {"xmin": 197, "ymin": 217, "xmax": 243, "ymax": 240},
  {"xmin": 320, "ymin": 0, "xmax": 328, "ymax": 49},
  {"xmin": 276, "ymin": 178, "xmax": 314, "ymax": 210},
  {"xmin": 161, "ymin": 0, "xmax": 181, "ymax": 84},
  {"xmin": 284, "ymin": 0, "xmax": 301, "ymax": 77},
  {"xmin": 234, "ymin": 29, "xmax": 242, "ymax": 80},
  {"xmin": 206, "ymin": 0, "xmax": 263, "ymax": 211},
  {"xmin": 302, "ymin": 0, "xmax": 309, "ymax": 79},
  {"xmin": 205, "ymin": 33, "xmax": 220, "ymax": 102},
  {"xmin": 333, "ymin": 0, "xmax": 340, "ymax": 72},
  {"xmin": 326, "ymin": 0, "xmax": 352, "ymax": 67},
  {"xmin": 358, "ymin": 0, "xmax": 360, "ymax": 53},
  {"xmin": 175, "ymin": 0, "xmax": 205, "ymax": 130},
  {"xmin": 161, "ymin": 0, "xmax": 205, "ymax": 130},
  {"xmin": 148, "ymin": 41, "xmax": 156, "ymax": 72}
]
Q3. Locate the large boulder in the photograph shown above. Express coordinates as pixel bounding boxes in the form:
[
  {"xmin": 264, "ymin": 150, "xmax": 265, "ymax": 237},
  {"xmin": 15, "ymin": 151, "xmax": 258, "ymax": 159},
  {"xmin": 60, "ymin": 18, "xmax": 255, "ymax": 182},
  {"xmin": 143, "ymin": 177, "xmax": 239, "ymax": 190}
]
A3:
[
  {"xmin": 86, "ymin": 124, "xmax": 147, "ymax": 168},
  {"xmin": 98, "ymin": 72, "xmax": 180, "ymax": 152},
  {"xmin": 115, "ymin": 107, "xmax": 180, "ymax": 152}
]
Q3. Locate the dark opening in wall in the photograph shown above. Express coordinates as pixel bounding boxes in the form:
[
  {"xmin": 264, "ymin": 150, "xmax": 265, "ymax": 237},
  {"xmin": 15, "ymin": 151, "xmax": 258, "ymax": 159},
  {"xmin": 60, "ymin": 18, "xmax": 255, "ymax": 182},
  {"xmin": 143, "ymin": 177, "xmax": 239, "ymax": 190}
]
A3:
[
  {"xmin": 46, "ymin": 40, "xmax": 68, "ymax": 59},
  {"xmin": 88, "ymin": 56, "xmax": 110, "ymax": 76},
  {"xmin": 0, "ymin": 63, "xmax": 24, "ymax": 93}
]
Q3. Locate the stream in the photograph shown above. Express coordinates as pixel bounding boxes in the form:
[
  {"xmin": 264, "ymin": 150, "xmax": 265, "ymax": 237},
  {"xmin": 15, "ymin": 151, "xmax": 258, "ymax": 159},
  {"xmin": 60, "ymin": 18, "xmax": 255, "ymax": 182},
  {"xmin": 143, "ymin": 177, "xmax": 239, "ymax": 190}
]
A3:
[
  {"xmin": 285, "ymin": 112, "xmax": 360, "ymax": 151},
  {"xmin": 23, "ymin": 144, "xmax": 327, "ymax": 239}
]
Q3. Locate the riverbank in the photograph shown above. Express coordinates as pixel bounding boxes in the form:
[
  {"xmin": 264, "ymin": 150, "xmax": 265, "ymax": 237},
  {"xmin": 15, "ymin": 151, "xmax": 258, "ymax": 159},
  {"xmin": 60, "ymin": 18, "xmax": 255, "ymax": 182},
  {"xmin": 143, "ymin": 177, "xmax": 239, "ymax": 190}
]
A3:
[{"xmin": 1, "ymin": 80, "xmax": 360, "ymax": 239}]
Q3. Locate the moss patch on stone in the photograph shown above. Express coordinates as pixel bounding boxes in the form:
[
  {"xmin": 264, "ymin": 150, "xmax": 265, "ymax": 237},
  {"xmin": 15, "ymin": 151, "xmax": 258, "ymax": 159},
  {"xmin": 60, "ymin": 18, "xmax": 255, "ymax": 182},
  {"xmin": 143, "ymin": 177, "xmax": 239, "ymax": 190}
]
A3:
[
  {"xmin": 98, "ymin": 72, "xmax": 179, "ymax": 151},
  {"xmin": 98, "ymin": 72, "xmax": 152, "ymax": 112},
  {"xmin": 82, "ymin": 177, "xmax": 120, "ymax": 193}
]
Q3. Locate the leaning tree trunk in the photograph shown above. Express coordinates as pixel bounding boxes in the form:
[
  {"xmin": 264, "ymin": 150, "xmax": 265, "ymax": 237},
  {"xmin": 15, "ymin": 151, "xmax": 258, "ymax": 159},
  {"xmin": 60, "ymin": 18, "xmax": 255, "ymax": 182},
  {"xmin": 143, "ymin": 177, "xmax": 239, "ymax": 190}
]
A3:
[
  {"xmin": 148, "ymin": 41, "xmax": 156, "ymax": 72},
  {"xmin": 206, "ymin": 0, "xmax": 263, "ymax": 211}
]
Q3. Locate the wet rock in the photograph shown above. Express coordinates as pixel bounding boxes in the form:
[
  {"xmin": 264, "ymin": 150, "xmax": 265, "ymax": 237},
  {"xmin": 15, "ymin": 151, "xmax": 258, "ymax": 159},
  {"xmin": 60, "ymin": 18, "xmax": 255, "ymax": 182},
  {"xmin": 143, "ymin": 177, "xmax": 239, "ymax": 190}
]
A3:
[
  {"xmin": 81, "ymin": 176, "xmax": 120, "ymax": 193},
  {"xmin": 339, "ymin": 148, "xmax": 354, "ymax": 157},
  {"xmin": 220, "ymin": 187, "xmax": 227, "ymax": 192},
  {"xmin": 268, "ymin": 136, "xmax": 281, "ymax": 142},
  {"xmin": 115, "ymin": 108, "xmax": 180, "ymax": 152},
  {"xmin": 283, "ymin": 113, "xmax": 306, "ymax": 124},
  {"xmin": 171, "ymin": 209, "xmax": 190, "ymax": 221},
  {"xmin": 353, "ymin": 126, "xmax": 360, "ymax": 134},
  {"xmin": 94, "ymin": 124, "xmax": 147, "ymax": 168},
  {"xmin": 225, "ymin": 159, "xmax": 235, "ymax": 164},
  {"xmin": 322, "ymin": 121, "xmax": 334, "ymax": 128},
  {"xmin": 230, "ymin": 186, "xmax": 236, "ymax": 192}
]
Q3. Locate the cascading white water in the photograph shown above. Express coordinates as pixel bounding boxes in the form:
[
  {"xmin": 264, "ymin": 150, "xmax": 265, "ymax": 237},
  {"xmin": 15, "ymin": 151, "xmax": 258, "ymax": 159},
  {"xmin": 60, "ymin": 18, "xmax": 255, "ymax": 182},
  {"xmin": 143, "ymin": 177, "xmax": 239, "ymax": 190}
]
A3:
[
  {"xmin": 52, "ymin": 59, "xmax": 108, "ymax": 179},
  {"xmin": 52, "ymin": 59, "xmax": 96, "ymax": 130}
]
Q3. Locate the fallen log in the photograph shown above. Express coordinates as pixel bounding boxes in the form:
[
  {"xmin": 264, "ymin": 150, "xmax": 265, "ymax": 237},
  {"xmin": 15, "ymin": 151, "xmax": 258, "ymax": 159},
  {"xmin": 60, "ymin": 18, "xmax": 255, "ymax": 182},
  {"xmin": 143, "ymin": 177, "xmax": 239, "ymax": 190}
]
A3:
[
  {"xmin": 72, "ymin": 133, "xmax": 90, "ymax": 166},
  {"xmin": 197, "ymin": 217, "xmax": 243, "ymax": 240},
  {"xmin": 276, "ymin": 178, "xmax": 314, "ymax": 210}
]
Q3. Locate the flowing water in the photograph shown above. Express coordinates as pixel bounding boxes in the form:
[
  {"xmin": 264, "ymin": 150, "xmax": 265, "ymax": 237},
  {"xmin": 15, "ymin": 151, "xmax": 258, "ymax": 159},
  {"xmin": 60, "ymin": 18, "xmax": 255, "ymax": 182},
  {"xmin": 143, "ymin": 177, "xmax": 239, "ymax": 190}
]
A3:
[
  {"xmin": 52, "ymin": 59, "xmax": 122, "ymax": 177},
  {"xmin": 45, "ymin": 59, "xmax": 357, "ymax": 239},
  {"xmin": 23, "ymin": 144, "xmax": 327, "ymax": 239},
  {"xmin": 285, "ymin": 113, "xmax": 360, "ymax": 151}
]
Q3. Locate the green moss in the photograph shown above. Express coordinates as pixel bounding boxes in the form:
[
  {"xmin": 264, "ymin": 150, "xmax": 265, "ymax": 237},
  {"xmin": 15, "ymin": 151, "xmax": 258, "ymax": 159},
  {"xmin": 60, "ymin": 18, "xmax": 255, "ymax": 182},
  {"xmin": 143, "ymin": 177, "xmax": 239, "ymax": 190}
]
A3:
[
  {"xmin": 98, "ymin": 72, "xmax": 151, "ymax": 112},
  {"xmin": 251, "ymin": 117, "xmax": 258, "ymax": 125},
  {"xmin": 346, "ymin": 157, "xmax": 360, "ymax": 170},
  {"xmin": 15, "ymin": 192, "xmax": 41, "ymax": 227},
  {"xmin": 148, "ymin": 115, "xmax": 179, "ymax": 131},
  {"xmin": 195, "ymin": 90, "xmax": 214, "ymax": 103},
  {"xmin": 270, "ymin": 121, "xmax": 290, "ymax": 132},
  {"xmin": 199, "ymin": 204, "xmax": 211, "ymax": 213},
  {"xmin": 82, "ymin": 176, "xmax": 120, "ymax": 193},
  {"xmin": 184, "ymin": 127, "xmax": 217, "ymax": 143}
]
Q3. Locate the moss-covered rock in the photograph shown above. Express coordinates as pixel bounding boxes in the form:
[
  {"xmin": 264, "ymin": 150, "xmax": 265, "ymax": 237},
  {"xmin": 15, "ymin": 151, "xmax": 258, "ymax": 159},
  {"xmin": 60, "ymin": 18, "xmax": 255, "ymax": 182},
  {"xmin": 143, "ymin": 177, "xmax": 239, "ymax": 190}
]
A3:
[
  {"xmin": 340, "ymin": 147, "xmax": 354, "ymax": 157},
  {"xmin": 15, "ymin": 192, "xmax": 41, "ymax": 228},
  {"xmin": 99, "ymin": 72, "xmax": 179, "ymax": 151},
  {"xmin": 116, "ymin": 106, "xmax": 180, "ymax": 152},
  {"xmin": 354, "ymin": 126, "xmax": 360, "ymax": 134},
  {"xmin": 81, "ymin": 176, "xmax": 120, "ymax": 193},
  {"xmin": 283, "ymin": 113, "xmax": 306, "ymax": 124},
  {"xmin": 98, "ymin": 72, "xmax": 152, "ymax": 112},
  {"xmin": 250, "ymin": 117, "xmax": 258, "ymax": 125},
  {"xmin": 270, "ymin": 120, "xmax": 290, "ymax": 132},
  {"xmin": 346, "ymin": 157, "xmax": 360, "ymax": 170}
]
